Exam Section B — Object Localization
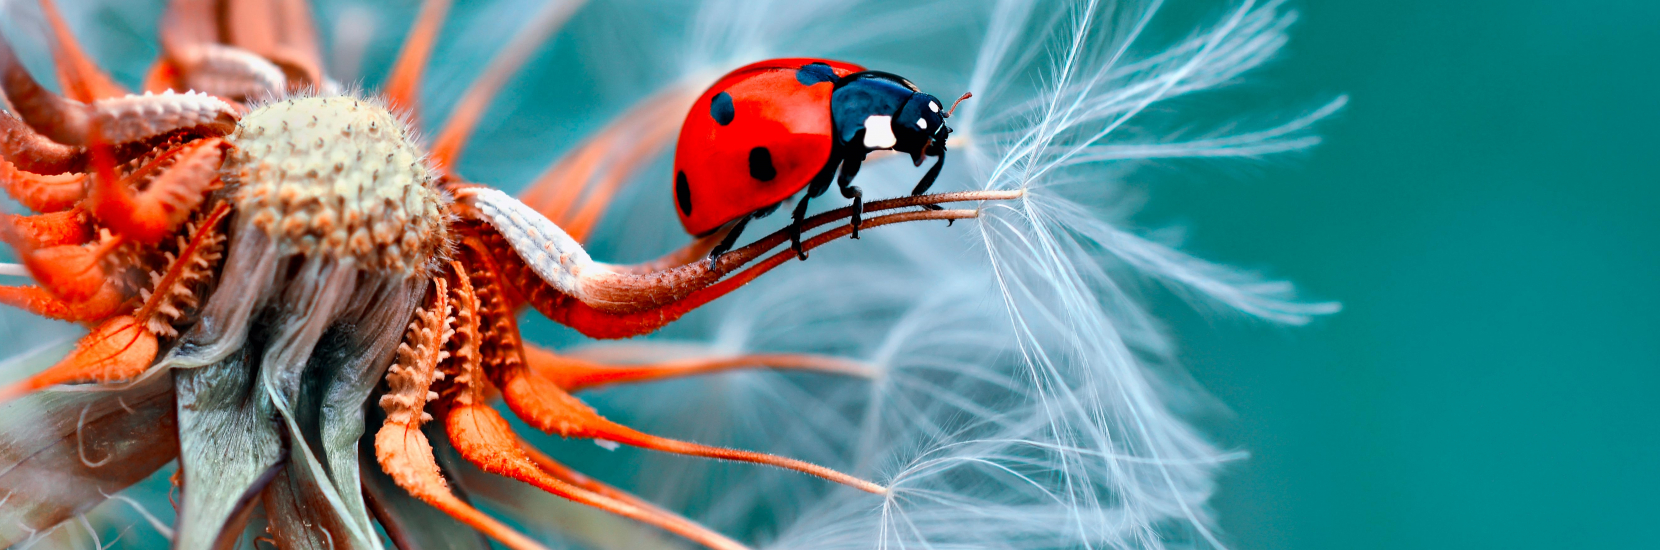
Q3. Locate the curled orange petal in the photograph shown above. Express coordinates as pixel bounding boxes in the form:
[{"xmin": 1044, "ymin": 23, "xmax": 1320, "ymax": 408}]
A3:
[{"xmin": 0, "ymin": 315, "xmax": 156, "ymax": 403}]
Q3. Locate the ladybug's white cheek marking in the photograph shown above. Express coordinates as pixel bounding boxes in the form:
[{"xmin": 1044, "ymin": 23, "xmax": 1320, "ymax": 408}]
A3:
[
  {"xmin": 863, "ymin": 115, "xmax": 897, "ymax": 149},
  {"xmin": 929, "ymin": 101, "xmax": 941, "ymax": 113},
  {"xmin": 917, "ymin": 118, "xmax": 929, "ymax": 130}
]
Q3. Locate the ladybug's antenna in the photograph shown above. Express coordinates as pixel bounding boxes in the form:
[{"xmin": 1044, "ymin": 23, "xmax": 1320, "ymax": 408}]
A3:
[{"xmin": 944, "ymin": 92, "xmax": 972, "ymax": 118}]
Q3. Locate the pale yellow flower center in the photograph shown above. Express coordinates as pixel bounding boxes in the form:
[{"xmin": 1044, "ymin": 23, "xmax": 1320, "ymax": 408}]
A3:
[{"xmin": 224, "ymin": 96, "xmax": 446, "ymax": 273}]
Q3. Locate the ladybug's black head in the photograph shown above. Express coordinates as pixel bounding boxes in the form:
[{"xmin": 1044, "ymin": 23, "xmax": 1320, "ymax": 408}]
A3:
[
  {"xmin": 832, "ymin": 72, "xmax": 960, "ymax": 165},
  {"xmin": 892, "ymin": 93, "xmax": 948, "ymax": 166}
]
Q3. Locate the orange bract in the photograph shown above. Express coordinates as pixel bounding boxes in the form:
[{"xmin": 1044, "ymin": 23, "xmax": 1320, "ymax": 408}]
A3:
[{"xmin": 0, "ymin": 315, "xmax": 155, "ymax": 402}]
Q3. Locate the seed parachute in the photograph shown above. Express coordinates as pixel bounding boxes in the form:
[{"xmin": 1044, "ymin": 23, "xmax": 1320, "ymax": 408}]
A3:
[{"xmin": 0, "ymin": 0, "xmax": 1339, "ymax": 549}]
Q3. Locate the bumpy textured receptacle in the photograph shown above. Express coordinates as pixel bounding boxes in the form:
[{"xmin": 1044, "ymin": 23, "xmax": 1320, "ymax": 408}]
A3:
[
  {"xmin": 224, "ymin": 96, "xmax": 447, "ymax": 273},
  {"xmin": 169, "ymin": 96, "xmax": 447, "ymax": 549}
]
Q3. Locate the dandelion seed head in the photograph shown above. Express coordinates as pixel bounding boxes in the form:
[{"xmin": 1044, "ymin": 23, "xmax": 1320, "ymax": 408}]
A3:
[
  {"xmin": 540, "ymin": 1, "xmax": 1341, "ymax": 549},
  {"xmin": 228, "ymin": 94, "xmax": 448, "ymax": 272}
]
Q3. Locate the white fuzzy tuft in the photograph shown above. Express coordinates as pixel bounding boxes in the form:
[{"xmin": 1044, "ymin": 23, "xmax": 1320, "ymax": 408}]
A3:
[
  {"xmin": 0, "ymin": 1, "xmax": 1342, "ymax": 549},
  {"xmin": 507, "ymin": 1, "xmax": 1341, "ymax": 550}
]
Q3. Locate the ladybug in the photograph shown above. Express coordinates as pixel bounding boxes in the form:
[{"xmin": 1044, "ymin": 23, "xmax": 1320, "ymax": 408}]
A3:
[{"xmin": 672, "ymin": 58, "xmax": 968, "ymax": 261}]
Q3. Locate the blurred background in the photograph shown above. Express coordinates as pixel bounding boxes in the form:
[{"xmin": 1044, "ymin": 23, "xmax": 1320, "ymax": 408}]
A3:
[
  {"xmin": 1142, "ymin": 1, "xmax": 1660, "ymax": 548},
  {"xmin": 3, "ymin": 1, "xmax": 1656, "ymax": 549}
]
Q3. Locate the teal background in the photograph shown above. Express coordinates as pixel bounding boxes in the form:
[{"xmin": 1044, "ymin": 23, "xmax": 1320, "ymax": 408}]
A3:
[
  {"xmin": 1146, "ymin": 1, "xmax": 1660, "ymax": 548},
  {"xmin": 5, "ymin": 1, "xmax": 1653, "ymax": 548}
]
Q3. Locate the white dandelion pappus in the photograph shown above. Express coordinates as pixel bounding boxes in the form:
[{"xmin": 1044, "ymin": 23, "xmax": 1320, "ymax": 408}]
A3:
[
  {"xmin": 0, "ymin": 0, "xmax": 1339, "ymax": 548},
  {"xmin": 465, "ymin": 1, "xmax": 1341, "ymax": 550}
]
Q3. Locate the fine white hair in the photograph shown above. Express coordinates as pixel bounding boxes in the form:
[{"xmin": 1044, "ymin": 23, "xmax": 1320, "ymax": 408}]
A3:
[
  {"xmin": 0, "ymin": 1, "xmax": 1342, "ymax": 548},
  {"xmin": 505, "ymin": 1, "xmax": 1341, "ymax": 549}
]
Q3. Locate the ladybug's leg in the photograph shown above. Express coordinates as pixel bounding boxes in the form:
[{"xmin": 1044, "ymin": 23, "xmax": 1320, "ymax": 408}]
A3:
[
  {"xmin": 911, "ymin": 148, "xmax": 949, "ymax": 213},
  {"xmin": 706, "ymin": 211, "xmax": 755, "ymax": 267},
  {"xmin": 788, "ymin": 199, "xmax": 812, "ymax": 261},
  {"xmin": 834, "ymin": 151, "xmax": 868, "ymax": 239},
  {"xmin": 790, "ymin": 158, "xmax": 840, "ymax": 260},
  {"xmin": 911, "ymin": 129, "xmax": 952, "ymax": 212}
]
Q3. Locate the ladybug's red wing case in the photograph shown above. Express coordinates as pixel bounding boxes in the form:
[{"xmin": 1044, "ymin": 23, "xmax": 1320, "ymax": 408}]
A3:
[{"xmin": 673, "ymin": 58, "xmax": 863, "ymax": 236}]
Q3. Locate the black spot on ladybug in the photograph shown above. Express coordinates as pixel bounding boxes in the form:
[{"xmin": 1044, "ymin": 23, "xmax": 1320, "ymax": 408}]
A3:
[
  {"xmin": 748, "ymin": 147, "xmax": 777, "ymax": 181},
  {"xmin": 796, "ymin": 62, "xmax": 837, "ymax": 86},
  {"xmin": 676, "ymin": 171, "xmax": 693, "ymax": 215},
  {"xmin": 710, "ymin": 92, "xmax": 735, "ymax": 125}
]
